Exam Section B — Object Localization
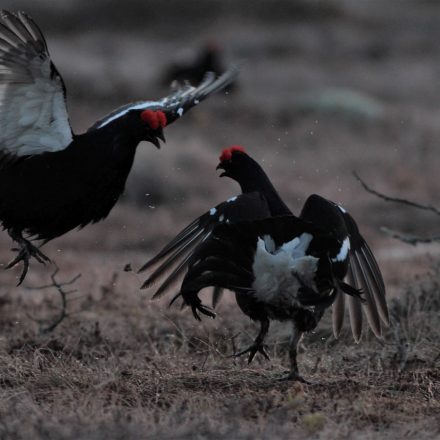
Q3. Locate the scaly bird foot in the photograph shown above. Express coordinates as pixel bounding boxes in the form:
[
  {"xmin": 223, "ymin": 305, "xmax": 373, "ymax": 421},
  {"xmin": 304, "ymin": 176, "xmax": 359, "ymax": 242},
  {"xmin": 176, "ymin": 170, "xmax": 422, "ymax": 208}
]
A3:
[
  {"xmin": 278, "ymin": 371, "xmax": 312, "ymax": 384},
  {"xmin": 6, "ymin": 240, "xmax": 51, "ymax": 286},
  {"xmin": 232, "ymin": 342, "xmax": 270, "ymax": 364}
]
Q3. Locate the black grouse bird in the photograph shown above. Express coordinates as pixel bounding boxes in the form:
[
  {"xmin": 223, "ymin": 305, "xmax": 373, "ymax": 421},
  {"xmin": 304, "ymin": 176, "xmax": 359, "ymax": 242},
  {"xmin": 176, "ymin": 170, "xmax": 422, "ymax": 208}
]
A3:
[
  {"xmin": 163, "ymin": 42, "xmax": 236, "ymax": 93},
  {"xmin": 0, "ymin": 11, "xmax": 238, "ymax": 284},
  {"xmin": 140, "ymin": 146, "xmax": 389, "ymax": 381}
]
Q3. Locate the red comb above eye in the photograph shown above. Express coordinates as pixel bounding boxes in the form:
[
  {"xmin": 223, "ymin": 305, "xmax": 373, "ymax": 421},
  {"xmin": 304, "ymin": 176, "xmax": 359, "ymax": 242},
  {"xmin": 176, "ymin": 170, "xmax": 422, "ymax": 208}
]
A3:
[
  {"xmin": 219, "ymin": 145, "xmax": 246, "ymax": 162},
  {"xmin": 141, "ymin": 110, "xmax": 167, "ymax": 129},
  {"xmin": 157, "ymin": 111, "xmax": 167, "ymax": 127}
]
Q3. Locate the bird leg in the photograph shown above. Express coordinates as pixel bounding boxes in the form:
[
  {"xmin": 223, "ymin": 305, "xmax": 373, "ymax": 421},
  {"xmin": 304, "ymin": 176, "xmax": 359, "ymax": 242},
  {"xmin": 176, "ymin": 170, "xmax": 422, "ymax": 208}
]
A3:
[
  {"xmin": 279, "ymin": 325, "xmax": 310, "ymax": 383},
  {"xmin": 233, "ymin": 318, "xmax": 270, "ymax": 364},
  {"xmin": 5, "ymin": 230, "xmax": 51, "ymax": 285}
]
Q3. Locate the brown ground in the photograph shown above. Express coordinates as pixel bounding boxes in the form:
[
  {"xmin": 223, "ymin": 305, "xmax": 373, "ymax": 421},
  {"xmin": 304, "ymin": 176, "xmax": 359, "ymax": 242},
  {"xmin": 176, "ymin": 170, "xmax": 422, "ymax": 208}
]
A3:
[{"xmin": 0, "ymin": 0, "xmax": 439, "ymax": 438}]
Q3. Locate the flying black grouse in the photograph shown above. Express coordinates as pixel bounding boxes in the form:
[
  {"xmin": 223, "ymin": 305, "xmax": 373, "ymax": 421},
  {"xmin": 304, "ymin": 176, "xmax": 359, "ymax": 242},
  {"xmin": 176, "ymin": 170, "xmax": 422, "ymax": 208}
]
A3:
[
  {"xmin": 0, "ymin": 11, "xmax": 238, "ymax": 284},
  {"xmin": 140, "ymin": 146, "xmax": 389, "ymax": 381}
]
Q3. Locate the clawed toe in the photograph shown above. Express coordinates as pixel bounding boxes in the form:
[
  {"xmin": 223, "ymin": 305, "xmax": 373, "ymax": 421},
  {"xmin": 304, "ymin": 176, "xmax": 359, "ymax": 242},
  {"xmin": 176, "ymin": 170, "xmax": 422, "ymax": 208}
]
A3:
[
  {"xmin": 232, "ymin": 343, "xmax": 270, "ymax": 364},
  {"xmin": 32, "ymin": 249, "xmax": 51, "ymax": 265},
  {"xmin": 278, "ymin": 371, "xmax": 312, "ymax": 384},
  {"xmin": 191, "ymin": 302, "xmax": 216, "ymax": 321},
  {"xmin": 6, "ymin": 250, "xmax": 24, "ymax": 270},
  {"xmin": 5, "ymin": 239, "xmax": 51, "ymax": 285}
]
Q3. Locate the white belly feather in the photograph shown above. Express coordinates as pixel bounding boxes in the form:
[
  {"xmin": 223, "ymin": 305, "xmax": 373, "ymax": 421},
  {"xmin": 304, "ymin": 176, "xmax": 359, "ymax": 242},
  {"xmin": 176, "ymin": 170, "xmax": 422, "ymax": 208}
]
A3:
[{"xmin": 251, "ymin": 233, "xmax": 319, "ymax": 310}]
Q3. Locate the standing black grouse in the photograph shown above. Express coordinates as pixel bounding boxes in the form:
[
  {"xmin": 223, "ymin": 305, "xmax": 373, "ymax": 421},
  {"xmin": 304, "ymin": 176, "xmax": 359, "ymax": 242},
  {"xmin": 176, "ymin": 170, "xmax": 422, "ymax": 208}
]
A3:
[
  {"xmin": 139, "ymin": 146, "xmax": 390, "ymax": 381},
  {"xmin": 0, "ymin": 11, "xmax": 238, "ymax": 284},
  {"xmin": 163, "ymin": 42, "xmax": 236, "ymax": 94}
]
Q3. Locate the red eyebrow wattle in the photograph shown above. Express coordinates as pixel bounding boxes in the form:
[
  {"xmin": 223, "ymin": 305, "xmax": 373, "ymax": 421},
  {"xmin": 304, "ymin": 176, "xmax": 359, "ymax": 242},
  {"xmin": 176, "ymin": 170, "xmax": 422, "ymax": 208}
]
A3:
[
  {"xmin": 141, "ymin": 110, "xmax": 167, "ymax": 129},
  {"xmin": 219, "ymin": 145, "xmax": 246, "ymax": 162}
]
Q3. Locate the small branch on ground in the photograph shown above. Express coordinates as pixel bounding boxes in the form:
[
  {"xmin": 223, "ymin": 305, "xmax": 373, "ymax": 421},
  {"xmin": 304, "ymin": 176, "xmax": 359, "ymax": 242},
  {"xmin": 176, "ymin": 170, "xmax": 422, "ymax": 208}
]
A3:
[
  {"xmin": 26, "ymin": 265, "xmax": 82, "ymax": 333},
  {"xmin": 380, "ymin": 227, "xmax": 440, "ymax": 246},
  {"xmin": 354, "ymin": 171, "xmax": 440, "ymax": 245},
  {"xmin": 353, "ymin": 171, "xmax": 440, "ymax": 217}
]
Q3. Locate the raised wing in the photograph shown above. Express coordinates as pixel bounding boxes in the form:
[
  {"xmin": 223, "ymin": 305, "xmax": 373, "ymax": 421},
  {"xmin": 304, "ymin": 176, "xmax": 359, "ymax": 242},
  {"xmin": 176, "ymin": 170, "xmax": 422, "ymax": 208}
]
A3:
[
  {"xmin": 138, "ymin": 191, "xmax": 271, "ymax": 298},
  {"xmin": 178, "ymin": 215, "xmax": 330, "ymax": 321},
  {"xmin": 0, "ymin": 11, "xmax": 72, "ymax": 158},
  {"xmin": 340, "ymin": 205, "xmax": 390, "ymax": 340},
  {"xmin": 300, "ymin": 194, "xmax": 389, "ymax": 342},
  {"xmin": 91, "ymin": 65, "xmax": 239, "ymax": 130}
]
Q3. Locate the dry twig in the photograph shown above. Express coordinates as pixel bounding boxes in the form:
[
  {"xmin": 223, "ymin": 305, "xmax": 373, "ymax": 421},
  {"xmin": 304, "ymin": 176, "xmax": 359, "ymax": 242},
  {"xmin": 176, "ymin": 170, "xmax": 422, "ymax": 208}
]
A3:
[
  {"xmin": 354, "ymin": 171, "xmax": 440, "ymax": 245},
  {"xmin": 380, "ymin": 227, "xmax": 440, "ymax": 245},
  {"xmin": 26, "ymin": 266, "xmax": 82, "ymax": 333},
  {"xmin": 353, "ymin": 171, "xmax": 440, "ymax": 216}
]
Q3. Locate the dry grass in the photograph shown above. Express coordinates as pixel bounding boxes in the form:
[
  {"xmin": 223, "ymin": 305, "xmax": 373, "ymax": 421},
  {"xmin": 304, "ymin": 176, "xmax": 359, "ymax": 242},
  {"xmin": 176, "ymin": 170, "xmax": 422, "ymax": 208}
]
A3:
[
  {"xmin": 0, "ymin": 261, "xmax": 439, "ymax": 439},
  {"xmin": 0, "ymin": 0, "xmax": 440, "ymax": 438}
]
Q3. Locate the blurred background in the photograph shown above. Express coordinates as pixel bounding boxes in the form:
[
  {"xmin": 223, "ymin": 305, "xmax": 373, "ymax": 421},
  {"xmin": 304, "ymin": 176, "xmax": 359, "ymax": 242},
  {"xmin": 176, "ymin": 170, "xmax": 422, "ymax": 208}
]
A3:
[{"xmin": 0, "ymin": 0, "xmax": 439, "ymax": 313}]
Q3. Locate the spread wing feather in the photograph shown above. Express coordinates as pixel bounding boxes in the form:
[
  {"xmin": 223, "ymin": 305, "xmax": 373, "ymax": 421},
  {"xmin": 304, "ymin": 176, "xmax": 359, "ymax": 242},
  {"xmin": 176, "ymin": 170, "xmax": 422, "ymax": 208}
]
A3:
[
  {"xmin": 91, "ymin": 66, "xmax": 239, "ymax": 130},
  {"xmin": 139, "ymin": 192, "xmax": 272, "ymax": 297},
  {"xmin": 340, "ymin": 208, "xmax": 390, "ymax": 328},
  {"xmin": 300, "ymin": 194, "xmax": 389, "ymax": 342},
  {"xmin": 0, "ymin": 10, "xmax": 72, "ymax": 158}
]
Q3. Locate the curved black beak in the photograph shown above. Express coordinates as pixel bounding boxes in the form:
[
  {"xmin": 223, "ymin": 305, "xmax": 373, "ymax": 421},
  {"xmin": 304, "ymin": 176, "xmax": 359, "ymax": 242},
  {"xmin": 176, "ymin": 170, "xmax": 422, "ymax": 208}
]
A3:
[
  {"xmin": 151, "ymin": 137, "xmax": 161, "ymax": 149},
  {"xmin": 216, "ymin": 162, "xmax": 228, "ymax": 177},
  {"xmin": 151, "ymin": 129, "xmax": 166, "ymax": 149},
  {"xmin": 157, "ymin": 128, "xmax": 166, "ymax": 143}
]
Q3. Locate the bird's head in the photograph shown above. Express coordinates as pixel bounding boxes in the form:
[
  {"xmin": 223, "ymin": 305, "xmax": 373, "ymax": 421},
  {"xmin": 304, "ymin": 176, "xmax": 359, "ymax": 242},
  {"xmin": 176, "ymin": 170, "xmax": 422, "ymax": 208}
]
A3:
[
  {"xmin": 216, "ymin": 146, "xmax": 272, "ymax": 194},
  {"xmin": 139, "ymin": 109, "xmax": 167, "ymax": 148},
  {"xmin": 216, "ymin": 145, "xmax": 249, "ymax": 180}
]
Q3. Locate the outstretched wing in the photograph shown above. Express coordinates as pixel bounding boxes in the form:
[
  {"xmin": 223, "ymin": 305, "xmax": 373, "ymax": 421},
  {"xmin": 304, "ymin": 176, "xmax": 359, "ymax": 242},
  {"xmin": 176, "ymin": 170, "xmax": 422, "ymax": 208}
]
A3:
[
  {"xmin": 178, "ymin": 215, "xmax": 325, "ymax": 321},
  {"xmin": 0, "ymin": 11, "xmax": 72, "ymax": 158},
  {"xmin": 138, "ymin": 191, "xmax": 271, "ymax": 298},
  {"xmin": 340, "ymin": 205, "xmax": 390, "ymax": 339},
  {"xmin": 300, "ymin": 194, "xmax": 389, "ymax": 342},
  {"xmin": 91, "ymin": 66, "xmax": 239, "ymax": 130}
]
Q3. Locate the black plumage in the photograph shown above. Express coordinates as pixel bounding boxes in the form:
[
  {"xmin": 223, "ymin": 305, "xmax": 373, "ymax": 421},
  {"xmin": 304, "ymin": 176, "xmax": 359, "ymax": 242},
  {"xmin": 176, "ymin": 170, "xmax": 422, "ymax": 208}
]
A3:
[
  {"xmin": 0, "ymin": 11, "xmax": 237, "ymax": 283},
  {"xmin": 163, "ymin": 43, "xmax": 236, "ymax": 94},
  {"xmin": 140, "ymin": 147, "xmax": 390, "ymax": 381},
  {"xmin": 178, "ymin": 215, "xmax": 366, "ymax": 381}
]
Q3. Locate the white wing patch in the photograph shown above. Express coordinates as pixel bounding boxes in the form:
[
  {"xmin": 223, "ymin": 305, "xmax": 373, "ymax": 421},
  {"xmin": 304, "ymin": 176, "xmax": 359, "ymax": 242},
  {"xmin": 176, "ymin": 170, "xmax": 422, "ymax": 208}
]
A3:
[
  {"xmin": 338, "ymin": 205, "xmax": 347, "ymax": 214},
  {"xmin": 92, "ymin": 77, "xmax": 203, "ymax": 129},
  {"xmin": 0, "ymin": 11, "xmax": 73, "ymax": 156},
  {"xmin": 332, "ymin": 237, "xmax": 350, "ymax": 262},
  {"xmin": 95, "ymin": 101, "xmax": 156, "ymax": 129},
  {"xmin": 252, "ymin": 233, "xmax": 318, "ymax": 310},
  {"xmin": 0, "ymin": 78, "xmax": 72, "ymax": 155},
  {"xmin": 92, "ymin": 66, "xmax": 238, "ymax": 131}
]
